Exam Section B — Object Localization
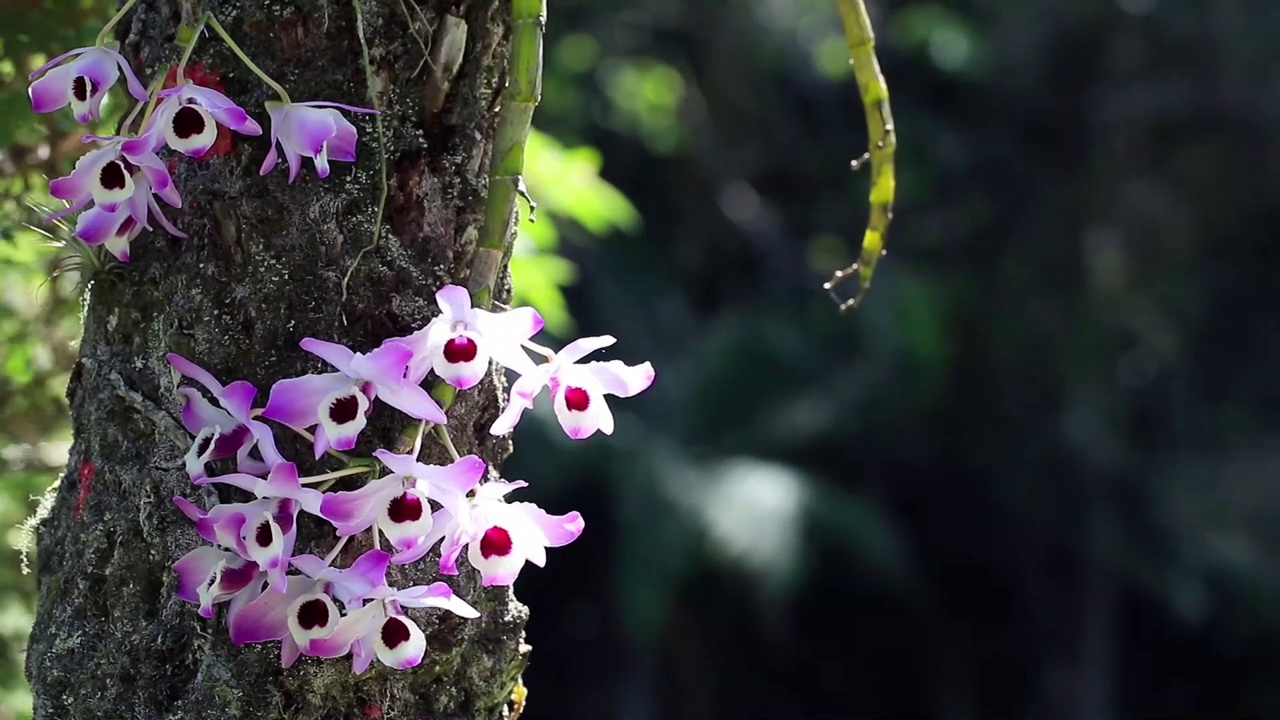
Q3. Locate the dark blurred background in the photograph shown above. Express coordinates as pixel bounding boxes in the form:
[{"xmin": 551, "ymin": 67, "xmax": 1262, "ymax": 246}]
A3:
[{"xmin": 5, "ymin": 0, "xmax": 1280, "ymax": 718}]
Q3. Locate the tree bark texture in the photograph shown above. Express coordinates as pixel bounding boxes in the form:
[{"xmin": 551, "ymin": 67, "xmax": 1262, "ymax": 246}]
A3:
[{"xmin": 26, "ymin": 1, "xmax": 530, "ymax": 718}]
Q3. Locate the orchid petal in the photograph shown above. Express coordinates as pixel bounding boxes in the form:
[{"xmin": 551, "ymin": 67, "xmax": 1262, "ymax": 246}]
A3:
[
  {"xmin": 348, "ymin": 341, "xmax": 413, "ymax": 386},
  {"xmin": 300, "ymin": 337, "xmax": 357, "ymax": 376},
  {"xmin": 319, "ymin": 475, "xmax": 401, "ymax": 536},
  {"xmin": 393, "ymin": 582, "xmax": 480, "ymax": 618},
  {"xmin": 228, "ymin": 575, "xmax": 311, "ymax": 644},
  {"xmin": 583, "ymin": 360, "xmax": 656, "ymax": 398},
  {"xmin": 373, "ymin": 612, "xmax": 426, "ymax": 670},
  {"xmin": 262, "ymin": 372, "xmax": 352, "ymax": 428},
  {"xmin": 558, "ymin": 335, "xmax": 618, "ymax": 365}
]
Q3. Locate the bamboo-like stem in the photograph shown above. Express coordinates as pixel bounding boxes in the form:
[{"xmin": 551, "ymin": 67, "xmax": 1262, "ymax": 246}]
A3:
[
  {"xmin": 824, "ymin": 0, "xmax": 897, "ymax": 313},
  {"xmin": 391, "ymin": 0, "xmax": 547, "ymax": 452},
  {"xmin": 466, "ymin": 0, "xmax": 544, "ymax": 310},
  {"xmin": 96, "ymin": 0, "xmax": 139, "ymax": 46}
]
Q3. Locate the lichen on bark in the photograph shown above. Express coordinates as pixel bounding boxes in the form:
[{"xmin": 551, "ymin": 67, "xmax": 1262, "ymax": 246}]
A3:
[{"xmin": 24, "ymin": 1, "xmax": 532, "ymax": 718}]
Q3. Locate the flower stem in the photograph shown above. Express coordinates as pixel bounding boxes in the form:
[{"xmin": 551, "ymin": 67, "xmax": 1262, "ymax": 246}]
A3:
[
  {"xmin": 411, "ymin": 420, "xmax": 428, "ymax": 459},
  {"xmin": 299, "ymin": 466, "xmax": 373, "ymax": 485},
  {"xmin": 206, "ymin": 14, "xmax": 292, "ymax": 103},
  {"xmin": 175, "ymin": 13, "xmax": 209, "ymax": 85},
  {"xmin": 119, "ymin": 73, "xmax": 165, "ymax": 136},
  {"xmin": 96, "ymin": 0, "xmax": 139, "ymax": 47},
  {"xmin": 522, "ymin": 339, "xmax": 556, "ymax": 361},
  {"xmin": 371, "ymin": 522, "xmax": 381, "ymax": 551},
  {"xmin": 434, "ymin": 425, "xmax": 461, "ymax": 461},
  {"xmin": 322, "ymin": 535, "xmax": 349, "ymax": 566}
]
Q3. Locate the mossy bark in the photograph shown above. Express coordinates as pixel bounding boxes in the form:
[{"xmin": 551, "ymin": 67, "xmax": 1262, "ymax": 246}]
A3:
[{"xmin": 25, "ymin": 1, "xmax": 529, "ymax": 718}]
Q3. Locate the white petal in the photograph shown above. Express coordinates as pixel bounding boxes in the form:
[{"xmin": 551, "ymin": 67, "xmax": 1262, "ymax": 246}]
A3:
[
  {"xmin": 316, "ymin": 386, "xmax": 370, "ymax": 451},
  {"xmin": 373, "ymin": 611, "xmax": 426, "ymax": 670},
  {"xmin": 431, "ymin": 330, "xmax": 490, "ymax": 390},
  {"xmin": 551, "ymin": 378, "xmax": 608, "ymax": 440},
  {"xmin": 165, "ymin": 102, "xmax": 218, "ymax": 157},
  {"xmin": 376, "ymin": 487, "xmax": 434, "ymax": 552},
  {"xmin": 466, "ymin": 524, "xmax": 528, "ymax": 586},
  {"xmin": 287, "ymin": 591, "xmax": 341, "ymax": 643},
  {"xmin": 91, "ymin": 158, "xmax": 134, "ymax": 210}
]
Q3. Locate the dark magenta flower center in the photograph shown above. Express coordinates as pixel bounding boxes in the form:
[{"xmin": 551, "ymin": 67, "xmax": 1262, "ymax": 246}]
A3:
[
  {"xmin": 116, "ymin": 215, "xmax": 138, "ymax": 238},
  {"xmin": 387, "ymin": 492, "xmax": 424, "ymax": 524},
  {"xmin": 194, "ymin": 431, "xmax": 214, "ymax": 458},
  {"xmin": 443, "ymin": 336, "xmax": 478, "ymax": 364},
  {"xmin": 563, "ymin": 386, "xmax": 590, "ymax": 412},
  {"xmin": 479, "ymin": 526, "xmax": 513, "ymax": 559},
  {"xmin": 71, "ymin": 76, "xmax": 96, "ymax": 102},
  {"xmin": 296, "ymin": 598, "xmax": 330, "ymax": 630},
  {"xmin": 253, "ymin": 521, "xmax": 274, "ymax": 548},
  {"xmin": 380, "ymin": 616, "xmax": 411, "ymax": 649},
  {"xmin": 328, "ymin": 394, "xmax": 361, "ymax": 424},
  {"xmin": 172, "ymin": 105, "xmax": 207, "ymax": 139},
  {"xmin": 99, "ymin": 160, "xmax": 128, "ymax": 191}
]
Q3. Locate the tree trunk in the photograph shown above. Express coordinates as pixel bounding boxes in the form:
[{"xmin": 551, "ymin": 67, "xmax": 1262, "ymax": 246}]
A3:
[{"xmin": 25, "ymin": 1, "xmax": 530, "ymax": 718}]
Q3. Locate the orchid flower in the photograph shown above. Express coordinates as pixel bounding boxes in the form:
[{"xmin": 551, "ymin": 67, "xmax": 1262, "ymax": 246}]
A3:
[
  {"xmin": 262, "ymin": 338, "xmax": 447, "ymax": 458},
  {"xmin": 48, "ymin": 135, "xmax": 181, "ymax": 222},
  {"xmin": 195, "ymin": 462, "xmax": 324, "ymax": 517},
  {"xmin": 259, "ymin": 101, "xmax": 378, "ymax": 182},
  {"xmin": 173, "ymin": 496, "xmax": 299, "ymax": 593},
  {"xmin": 306, "ymin": 582, "xmax": 479, "ymax": 673},
  {"xmin": 171, "ymin": 545, "xmax": 261, "ymax": 618},
  {"xmin": 74, "ymin": 171, "xmax": 186, "ymax": 261},
  {"xmin": 319, "ymin": 452, "xmax": 483, "ymax": 563},
  {"xmin": 167, "ymin": 354, "xmax": 285, "ymax": 480},
  {"xmin": 126, "ymin": 83, "xmax": 263, "ymax": 158},
  {"xmin": 28, "ymin": 45, "xmax": 148, "ymax": 123},
  {"xmin": 490, "ymin": 335, "xmax": 655, "ymax": 440},
  {"xmin": 227, "ymin": 550, "xmax": 391, "ymax": 668},
  {"xmin": 396, "ymin": 285, "xmax": 543, "ymax": 389},
  {"xmin": 435, "ymin": 480, "xmax": 583, "ymax": 586}
]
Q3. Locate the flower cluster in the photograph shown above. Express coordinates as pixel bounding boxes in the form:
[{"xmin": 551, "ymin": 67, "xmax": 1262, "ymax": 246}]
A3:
[
  {"xmin": 168, "ymin": 285, "xmax": 654, "ymax": 671},
  {"xmin": 29, "ymin": 15, "xmax": 375, "ymax": 262},
  {"xmin": 40, "ymin": 7, "xmax": 656, "ymax": 675}
]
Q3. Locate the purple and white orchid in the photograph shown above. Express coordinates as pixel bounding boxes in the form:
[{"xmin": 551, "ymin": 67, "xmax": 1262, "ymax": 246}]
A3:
[
  {"xmin": 48, "ymin": 135, "xmax": 181, "ymax": 223},
  {"xmin": 320, "ymin": 451, "xmax": 483, "ymax": 563},
  {"xmin": 436, "ymin": 479, "xmax": 584, "ymax": 586},
  {"xmin": 260, "ymin": 100, "xmax": 378, "ymax": 182},
  {"xmin": 173, "ymin": 495, "xmax": 300, "ymax": 593},
  {"xmin": 72, "ymin": 170, "xmax": 186, "ymax": 262},
  {"xmin": 306, "ymin": 581, "xmax": 478, "ymax": 673},
  {"xmin": 228, "ymin": 550, "xmax": 391, "ymax": 668},
  {"xmin": 127, "ymin": 82, "xmax": 263, "ymax": 158},
  {"xmin": 172, "ymin": 545, "xmax": 261, "ymax": 619},
  {"xmin": 491, "ymin": 335, "xmax": 656, "ymax": 440},
  {"xmin": 167, "ymin": 353, "xmax": 285, "ymax": 480},
  {"xmin": 398, "ymin": 284, "xmax": 543, "ymax": 389},
  {"xmin": 28, "ymin": 45, "xmax": 148, "ymax": 123},
  {"xmin": 262, "ymin": 338, "xmax": 447, "ymax": 458}
]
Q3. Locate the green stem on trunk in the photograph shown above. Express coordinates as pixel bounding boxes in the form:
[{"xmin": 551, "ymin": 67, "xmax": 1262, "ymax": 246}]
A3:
[
  {"xmin": 434, "ymin": 424, "xmax": 461, "ymax": 461},
  {"xmin": 174, "ymin": 13, "xmax": 209, "ymax": 84},
  {"xmin": 823, "ymin": 0, "xmax": 897, "ymax": 313},
  {"xmin": 391, "ymin": 1, "xmax": 546, "ymax": 450},
  {"xmin": 466, "ymin": 0, "xmax": 544, "ymax": 310},
  {"xmin": 96, "ymin": 0, "xmax": 139, "ymax": 47},
  {"xmin": 206, "ymin": 14, "xmax": 291, "ymax": 102}
]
